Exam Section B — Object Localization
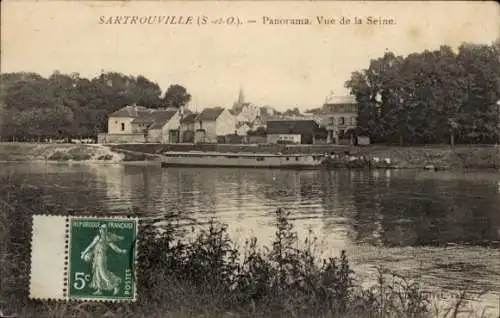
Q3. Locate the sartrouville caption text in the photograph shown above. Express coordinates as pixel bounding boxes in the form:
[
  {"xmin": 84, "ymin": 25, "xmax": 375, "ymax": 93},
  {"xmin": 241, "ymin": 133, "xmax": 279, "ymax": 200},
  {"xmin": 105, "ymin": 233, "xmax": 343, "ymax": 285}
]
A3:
[{"xmin": 98, "ymin": 15, "xmax": 396, "ymax": 26}]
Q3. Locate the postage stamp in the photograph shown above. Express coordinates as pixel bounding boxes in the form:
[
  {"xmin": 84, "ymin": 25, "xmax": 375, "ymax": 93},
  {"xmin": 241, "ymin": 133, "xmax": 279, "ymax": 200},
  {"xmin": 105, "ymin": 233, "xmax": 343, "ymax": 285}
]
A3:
[{"xmin": 30, "ymin": 215, "xmax": 138, "ymax": 302}]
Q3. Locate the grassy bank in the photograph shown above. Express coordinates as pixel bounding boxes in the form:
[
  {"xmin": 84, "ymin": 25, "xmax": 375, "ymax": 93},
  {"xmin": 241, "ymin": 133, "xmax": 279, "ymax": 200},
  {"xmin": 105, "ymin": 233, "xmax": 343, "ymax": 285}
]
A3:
[
  {"xmin": 110, "ymin": 143, "xmax": 500, "ymax": 170},
  {"xmin": 0, "ymin": 143, "xmax": 41, "ymax": 161},
  {"xmin": 0, "ymin": 143, "xmax": 158, "ymax": 162},
  {"xmin": 1, "ymin": 180, "xmax": 494, "ymax": 318}
]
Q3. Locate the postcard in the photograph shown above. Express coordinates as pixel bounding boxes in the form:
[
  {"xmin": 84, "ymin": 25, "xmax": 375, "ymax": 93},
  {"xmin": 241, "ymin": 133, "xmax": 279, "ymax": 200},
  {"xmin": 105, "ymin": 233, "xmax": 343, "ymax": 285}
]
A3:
[{"xmin": 1, "ymin": 1, "xmax": 499, "ymax": 317}]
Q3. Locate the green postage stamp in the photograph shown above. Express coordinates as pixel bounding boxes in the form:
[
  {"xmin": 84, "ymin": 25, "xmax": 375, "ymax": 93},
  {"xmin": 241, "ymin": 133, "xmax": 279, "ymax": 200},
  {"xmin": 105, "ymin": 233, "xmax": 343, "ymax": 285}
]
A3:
[{"xmin": 30, "ymin": 215, "xmax": 138, "ymax": 301}]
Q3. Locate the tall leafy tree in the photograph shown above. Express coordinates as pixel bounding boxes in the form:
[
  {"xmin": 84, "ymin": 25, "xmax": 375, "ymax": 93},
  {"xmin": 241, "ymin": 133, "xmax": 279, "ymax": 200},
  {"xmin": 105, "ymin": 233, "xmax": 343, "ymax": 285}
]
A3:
[
  {"xmin": 0, "ymin": 71, "xmax": 191, "ymax": 139},
  {"xmin": 345, "ymin": 41, "xmax": 500, "ymax": 145},
  {"xmin": 162, "ymin": 84, "xmax": 191, "ymax": 109}
]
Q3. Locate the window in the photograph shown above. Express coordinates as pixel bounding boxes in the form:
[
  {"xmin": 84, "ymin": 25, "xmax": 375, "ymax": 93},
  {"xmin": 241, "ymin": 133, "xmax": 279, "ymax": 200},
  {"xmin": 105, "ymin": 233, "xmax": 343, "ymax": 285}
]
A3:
[
  {"xmin": 121, "ymin": 123, "xmax": 125, "ymax": 131},
  {"xmin": 256, "ymin": 157, "xmax": 265, "ymax": 161},
  {"xmin": 339, "ymin": 117, "xmax": 345, "ymax": 125},
  {"xmin": 295, "ymin": 157, "xmax": 299, "ymax": 161}
]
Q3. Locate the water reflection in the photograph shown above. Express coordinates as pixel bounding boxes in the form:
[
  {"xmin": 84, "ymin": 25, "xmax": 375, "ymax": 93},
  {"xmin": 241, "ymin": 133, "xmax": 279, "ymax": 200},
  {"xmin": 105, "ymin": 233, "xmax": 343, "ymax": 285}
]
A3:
[
  {"xmin": 350, "ymin": 170, "xmax": 500, "ymax": 247},
  {"xmin": 1, "ymin": 163, "xmax": 499, "ymax": 313},
  {"xmin": 2, "ymin": 163, "xmax": 499, "ymax": 246}
]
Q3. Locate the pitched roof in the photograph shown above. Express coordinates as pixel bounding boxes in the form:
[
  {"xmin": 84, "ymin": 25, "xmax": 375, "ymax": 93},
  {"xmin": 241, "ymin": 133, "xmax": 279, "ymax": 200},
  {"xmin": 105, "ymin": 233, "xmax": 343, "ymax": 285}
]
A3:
[
  {"xmin": 109, "ymin": 105, "xmax": 155, "ymax": 118},
  {"xmin": 197, "ymin": 107, "xmax": 225, "ymax": 121},
  {"xmin": 148, "ymin": 110, "xmax": 178, "ymax": 129},
  {"xmin": 109, "ymin": 105, "xmax": 178, "ymax": 129},
  {"xmin": 324, "ymin": 95, "xmax": 357, "ymax": 104},
  {"xmin": 266, "ymin": 119, "xmax": 320, "ymax": 135},
  {"xmin": 180, "ymin": 113, "xmax": 198, "ymax": 124},
  {"xmin": 131, "ymin": 117, "xmax": 154, "ymax": 124}
]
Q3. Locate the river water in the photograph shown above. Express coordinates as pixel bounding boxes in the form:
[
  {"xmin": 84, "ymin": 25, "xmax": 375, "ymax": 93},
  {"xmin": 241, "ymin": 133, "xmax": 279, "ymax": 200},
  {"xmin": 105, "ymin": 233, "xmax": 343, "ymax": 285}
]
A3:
[{"xmin": 1, "ymin": 162, "xmax": 499, "ymax": 315}]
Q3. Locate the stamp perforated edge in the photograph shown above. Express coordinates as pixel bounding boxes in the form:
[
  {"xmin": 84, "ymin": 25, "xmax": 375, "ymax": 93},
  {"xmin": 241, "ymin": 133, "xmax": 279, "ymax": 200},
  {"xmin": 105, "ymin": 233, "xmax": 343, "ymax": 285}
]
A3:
[
  {"xmin": 29, "ymin": 215, "xmax": 67, "ymax": 301},
  {"xmin": 66, "ymin": 215, "xmax": 140, "ymax": 303},
  {"xmin": 29, "ymin": 215, "xmax": 140, "ymax": 303}
]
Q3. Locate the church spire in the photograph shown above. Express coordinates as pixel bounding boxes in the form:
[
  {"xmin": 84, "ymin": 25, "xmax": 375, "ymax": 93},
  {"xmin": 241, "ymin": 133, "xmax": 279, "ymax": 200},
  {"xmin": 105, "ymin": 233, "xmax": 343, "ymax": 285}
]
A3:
[{"xmin": 237, "ymin": 87, "xmax": 245, "ymax": 105}]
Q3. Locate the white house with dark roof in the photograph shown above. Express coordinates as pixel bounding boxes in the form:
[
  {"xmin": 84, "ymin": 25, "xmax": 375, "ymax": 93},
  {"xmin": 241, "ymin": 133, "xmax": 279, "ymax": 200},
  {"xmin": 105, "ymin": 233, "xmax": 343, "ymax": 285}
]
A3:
[
  {"xmin": 194, "ymin": 107, "xmax": 237, "ymax": 143},
  {"xmin": 101, "ymin": 105, "xmax": 181, "ymax": 144},
  {"xmin": 108, "ymin": 105, "xmax": 155, "ymax": 135}
]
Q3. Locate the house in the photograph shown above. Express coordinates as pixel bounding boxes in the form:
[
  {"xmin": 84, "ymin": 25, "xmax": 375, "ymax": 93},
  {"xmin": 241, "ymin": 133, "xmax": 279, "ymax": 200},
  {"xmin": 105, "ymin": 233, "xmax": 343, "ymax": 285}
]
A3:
[
  {"xmin": 180, "ymin": 112, "xmax": 198, "ymax": 143},
  {"xmin": 266, "ymin": 119, "xmax": 322, "ymax": 144},
  {"xmin": 318, "ymin": 95, "xmax": 358, "ymax": 144},
  {"xmin": 235, "ymin": 103, "xmax": 260, "ymax": 124},
  {"xmin": 145, "ymin": 109, "xmax": 181, "ymax": 143},
  {"xmin": 108, "ymin": 105, "xmax": 155, "ymax": 135},
  {"xmin": 101, "ymin": 105, "xmax": 181, "ymax": 144},
  {"xmin": 194, "ymin": 107, "xmax": 237, "ymax": 143}
]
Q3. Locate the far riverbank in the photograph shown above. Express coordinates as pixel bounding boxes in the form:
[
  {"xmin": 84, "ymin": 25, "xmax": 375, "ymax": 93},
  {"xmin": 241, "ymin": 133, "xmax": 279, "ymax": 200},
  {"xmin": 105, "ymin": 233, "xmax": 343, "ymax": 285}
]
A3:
[
  {"xmin": 0, "ymin": 142, "xmax": 498, "ymax": 171},
  {"xmin": 110, "ymin": 143, "xmax": 500, "ymax": 171}
]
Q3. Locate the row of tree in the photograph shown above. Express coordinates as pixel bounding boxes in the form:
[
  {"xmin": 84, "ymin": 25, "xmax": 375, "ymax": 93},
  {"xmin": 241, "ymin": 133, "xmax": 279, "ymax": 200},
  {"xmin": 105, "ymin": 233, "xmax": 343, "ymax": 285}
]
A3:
[
  {"xmin": 345, "ymin": 40, "xmax": 500, "ymax": 144},
  {"xmin": 1, "ymin": 40, "xmax": 498, "ymax": 144},
  {"xmin": 0, "ymin": 71, "xmax": 191, "ymax": 140}
]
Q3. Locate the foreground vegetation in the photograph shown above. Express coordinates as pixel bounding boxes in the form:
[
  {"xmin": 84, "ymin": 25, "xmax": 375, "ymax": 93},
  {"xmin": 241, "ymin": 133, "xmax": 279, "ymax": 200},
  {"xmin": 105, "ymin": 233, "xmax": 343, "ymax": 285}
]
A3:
[{"xmin": 0, "ymin": 181, "xmax": 495, "ymax": 317}]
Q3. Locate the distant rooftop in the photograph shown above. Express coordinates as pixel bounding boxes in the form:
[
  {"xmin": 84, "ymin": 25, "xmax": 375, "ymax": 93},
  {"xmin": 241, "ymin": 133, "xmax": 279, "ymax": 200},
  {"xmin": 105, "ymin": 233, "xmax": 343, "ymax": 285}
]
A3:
[
  {"xmin": 110, "ymin": 105, "xmax": 178, "ymax": 129},
  {"xmin": 324, "ymin": 95, "xmax": 357, "ymax": 104},
  {"xmin": 267, "ymin": 119, "xmax": 320, "ymax": 135},
  {"xmin": 148, "ymin": 110, "xmax": 178, "ymax": 129},
  {"xmin": 197, "ymin": 107, "xmax": 225, "ymax": 121},
  {"xmin": 180, "ymin": 113, "xmax": 198, "ymax": 124},
  {"xmin": 109, "ymin": 105, "xmax": 156, "ymax": 118}
]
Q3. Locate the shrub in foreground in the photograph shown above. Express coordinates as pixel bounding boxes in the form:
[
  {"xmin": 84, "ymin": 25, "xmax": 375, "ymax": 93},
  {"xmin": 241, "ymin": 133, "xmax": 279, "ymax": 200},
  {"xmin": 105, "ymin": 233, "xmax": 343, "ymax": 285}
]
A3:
[{"xmin": 0, "ymin": 181, "xmax": 494, "ymax": 317}]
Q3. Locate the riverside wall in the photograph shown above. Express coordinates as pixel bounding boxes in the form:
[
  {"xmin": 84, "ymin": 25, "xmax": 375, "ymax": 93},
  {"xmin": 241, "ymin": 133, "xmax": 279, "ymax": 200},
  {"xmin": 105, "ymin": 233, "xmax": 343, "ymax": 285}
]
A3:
[
  {"xmin": 108, "ymin": 143, "xmax": 500, "ymax": 170},
  {"xmin": 0, "ymin": 142, "xmax": 498, "ymax": 170}
]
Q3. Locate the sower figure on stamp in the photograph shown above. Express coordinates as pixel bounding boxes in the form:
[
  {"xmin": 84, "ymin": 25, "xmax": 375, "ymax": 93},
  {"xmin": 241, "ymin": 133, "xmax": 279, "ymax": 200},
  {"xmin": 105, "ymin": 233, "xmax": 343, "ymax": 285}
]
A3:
[{"xmin": 81, "ymin": 224, "xmax": 127, "ymax": 295}]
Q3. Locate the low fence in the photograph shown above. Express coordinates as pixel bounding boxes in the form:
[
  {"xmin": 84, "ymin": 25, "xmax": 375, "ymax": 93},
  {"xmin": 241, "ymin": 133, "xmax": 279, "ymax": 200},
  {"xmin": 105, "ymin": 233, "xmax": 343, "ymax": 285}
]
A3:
[{"xmin": 98, "ymin": 133, "xmax": 146, "ymax": 144}]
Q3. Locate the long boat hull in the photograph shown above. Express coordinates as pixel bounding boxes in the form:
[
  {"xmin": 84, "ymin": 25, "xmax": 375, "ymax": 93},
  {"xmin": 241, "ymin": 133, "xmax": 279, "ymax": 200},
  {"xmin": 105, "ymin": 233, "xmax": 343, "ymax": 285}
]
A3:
[{"xmin": 160, "ymin": 152, "xmax": 323, "ymax": 169}]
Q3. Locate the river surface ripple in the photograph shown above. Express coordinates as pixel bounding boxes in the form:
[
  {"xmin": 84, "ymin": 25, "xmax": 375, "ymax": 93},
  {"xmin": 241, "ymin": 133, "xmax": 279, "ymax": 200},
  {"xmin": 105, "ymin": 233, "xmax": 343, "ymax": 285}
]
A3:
[{"xmin": 1, "ymin": 162, "xmax": 499, "ymax": 316}]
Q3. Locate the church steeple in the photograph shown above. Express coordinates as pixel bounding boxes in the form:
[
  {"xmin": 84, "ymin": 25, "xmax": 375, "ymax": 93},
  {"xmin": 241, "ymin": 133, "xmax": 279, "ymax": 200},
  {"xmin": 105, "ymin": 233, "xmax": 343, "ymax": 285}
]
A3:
[{"xmin": 237, "ymin": 87, "xmax": 245, "ymax": 105}]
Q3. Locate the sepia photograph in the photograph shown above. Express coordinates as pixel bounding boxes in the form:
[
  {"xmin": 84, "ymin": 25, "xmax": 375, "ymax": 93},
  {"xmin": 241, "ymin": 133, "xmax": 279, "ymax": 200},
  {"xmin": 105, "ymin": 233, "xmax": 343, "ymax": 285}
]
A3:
[{"xmin": 1, "ymin": 0, "xmax": 499, "ymax": 317}]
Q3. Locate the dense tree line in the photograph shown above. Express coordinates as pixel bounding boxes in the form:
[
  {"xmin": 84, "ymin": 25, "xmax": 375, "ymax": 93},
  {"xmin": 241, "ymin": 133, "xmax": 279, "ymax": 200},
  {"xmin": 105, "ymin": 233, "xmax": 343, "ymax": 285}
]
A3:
[
  {"xmin": 0, "ymin": 71, "xmax": 191, "ymax": 140},
  {"xmin": 345, "ymin": 41, "xmax": 500, "ymax": 144}
]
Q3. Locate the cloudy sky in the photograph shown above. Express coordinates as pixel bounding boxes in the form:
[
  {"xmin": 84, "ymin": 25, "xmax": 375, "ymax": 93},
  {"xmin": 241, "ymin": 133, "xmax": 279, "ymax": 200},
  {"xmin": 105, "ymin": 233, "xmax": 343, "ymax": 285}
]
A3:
[{"xmin": 2, "ymin": 1, "xmax": 499, "ymax": 111}]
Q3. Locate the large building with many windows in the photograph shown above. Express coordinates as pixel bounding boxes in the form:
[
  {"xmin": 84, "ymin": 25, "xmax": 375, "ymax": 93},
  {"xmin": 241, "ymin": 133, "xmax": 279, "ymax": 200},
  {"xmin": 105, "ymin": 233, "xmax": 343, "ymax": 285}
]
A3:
[{"xmin": 319, "ymin": 95, "xmax": 358, "ymax": 144}]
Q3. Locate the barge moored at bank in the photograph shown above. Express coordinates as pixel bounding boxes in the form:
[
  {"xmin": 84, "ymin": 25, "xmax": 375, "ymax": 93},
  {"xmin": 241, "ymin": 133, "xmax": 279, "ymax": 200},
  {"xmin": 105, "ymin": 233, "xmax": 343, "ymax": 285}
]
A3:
[{"xmin": 160, "ymin": 151, "xmax": 323, "ymax": 169}]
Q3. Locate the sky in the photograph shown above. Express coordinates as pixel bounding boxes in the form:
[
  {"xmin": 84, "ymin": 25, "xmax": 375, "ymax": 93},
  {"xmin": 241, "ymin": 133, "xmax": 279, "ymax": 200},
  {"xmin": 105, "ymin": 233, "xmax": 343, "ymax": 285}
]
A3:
[{"xmin": 1, "ymin": 1, "xmax": 499, "ymax": 111}]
